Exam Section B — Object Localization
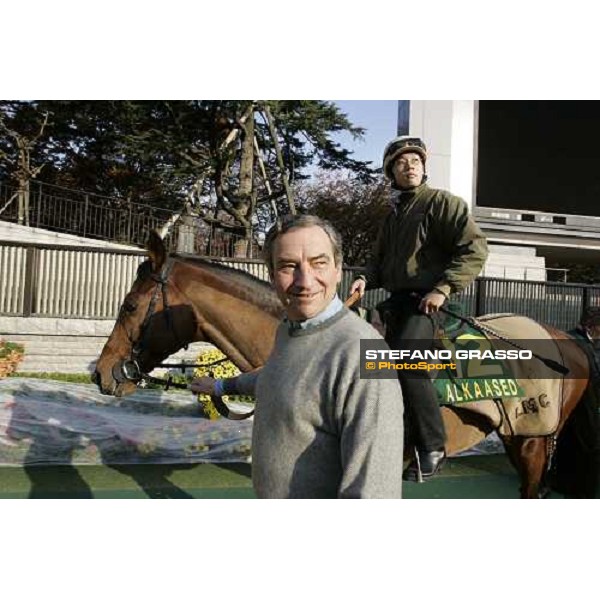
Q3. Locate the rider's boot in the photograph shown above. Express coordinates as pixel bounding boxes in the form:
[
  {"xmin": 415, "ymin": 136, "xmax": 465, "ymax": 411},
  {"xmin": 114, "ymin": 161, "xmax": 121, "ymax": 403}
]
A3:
[{"xmin": 403, "ymin": 447, "xmax": 446, "ymax": 482}]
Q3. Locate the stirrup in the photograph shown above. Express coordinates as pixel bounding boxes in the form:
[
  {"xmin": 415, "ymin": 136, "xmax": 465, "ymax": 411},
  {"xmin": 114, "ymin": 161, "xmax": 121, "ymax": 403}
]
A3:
[{"xmin": 403, "ymin": 447, "xmax": 424, "ymax": 483}]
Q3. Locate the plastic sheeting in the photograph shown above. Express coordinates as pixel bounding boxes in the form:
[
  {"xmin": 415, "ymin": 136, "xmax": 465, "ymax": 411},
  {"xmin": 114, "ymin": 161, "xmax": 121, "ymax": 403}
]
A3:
[{"xmin": 0, "ymin": 378, "xmax": 253, "ymax": 466}]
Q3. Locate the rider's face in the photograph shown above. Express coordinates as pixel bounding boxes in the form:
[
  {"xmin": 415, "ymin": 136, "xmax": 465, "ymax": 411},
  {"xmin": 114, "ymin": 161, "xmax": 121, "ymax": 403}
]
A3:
[
  {"xmin": 392, "ymin": 152, "xmax": 425, "ymax": 189},
  {"xmin": 271, "ymin": 225, "xmax": 342, "ymax": 321}
]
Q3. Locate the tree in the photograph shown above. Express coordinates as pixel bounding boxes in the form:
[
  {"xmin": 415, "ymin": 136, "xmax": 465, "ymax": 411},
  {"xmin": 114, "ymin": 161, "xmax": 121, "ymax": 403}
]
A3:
[
  {"xmin": 0, "ymin": 102, "xmax": 49, "ymax": 225},
  {"xmin": 295, "ymin": 172, "xmax": 390, "ymax": 266},
  {"xmin": 0, "ymin": 101, "xmax": 376, "ymax": 252}
]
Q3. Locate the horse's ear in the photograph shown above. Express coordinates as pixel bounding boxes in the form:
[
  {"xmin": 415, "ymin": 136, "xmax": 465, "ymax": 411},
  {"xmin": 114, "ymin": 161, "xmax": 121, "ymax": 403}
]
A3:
[{"xmin": 147, "ymin": 230, "xmax": 167, "ymax": 272}]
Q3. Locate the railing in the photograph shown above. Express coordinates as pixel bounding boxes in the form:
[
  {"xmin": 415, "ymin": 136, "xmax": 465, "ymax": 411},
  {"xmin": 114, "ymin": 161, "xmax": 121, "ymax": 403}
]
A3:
[
  {"xmin": 0, "ymin": 180, "xmax": 258, "ymax": 258},
  {"xmin": 453, "ymin": 278, "xmax": 589, "ymax": 331},
  {"xmin": 0, "ymin": 180, "xmax": 174, "ymax": 246},
  {"xmin": 0, "ymin": 242, "xmax": 273, "ymax": 319},
  {"xmin": 1, "ymin": 240, "xmax": 600, "ymax": 329},
  {"xmin": 342, "ymin": 272, "xmax": 600, "ymax": 332},
  {"xmin": 172, "ymin": 223, "xmax": 260, "ymax": 259}
]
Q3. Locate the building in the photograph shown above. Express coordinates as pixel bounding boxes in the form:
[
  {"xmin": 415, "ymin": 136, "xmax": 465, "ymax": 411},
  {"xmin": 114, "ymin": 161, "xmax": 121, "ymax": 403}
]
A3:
[{"xmin": 399, "ymin": 101, "xmax": 600, "ymax": 281}]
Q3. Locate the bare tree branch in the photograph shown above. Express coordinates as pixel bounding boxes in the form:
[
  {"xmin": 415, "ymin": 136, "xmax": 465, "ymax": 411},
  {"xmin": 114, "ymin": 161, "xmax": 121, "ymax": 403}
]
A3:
[
  {"xmin": 0, "ymin": 192, "xmax": 19, "ymax": 216},
  {"xmin": 253, "ymin": 135, "xmax": 278, "ymax": 219},
  {"xmin": 262, "ymin": 105, "xmax": 296, "ymax": 215},
  {"xmin": 218, "ymin": 103, "xmax": 254, "ymax": 152},
  {"xmin": 158, "ymin": 173, "xmax": 208, "ymax": 239}
]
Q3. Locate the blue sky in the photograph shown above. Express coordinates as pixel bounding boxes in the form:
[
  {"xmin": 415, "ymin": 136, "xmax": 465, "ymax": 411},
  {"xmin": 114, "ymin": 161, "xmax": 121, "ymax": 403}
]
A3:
[{"xmin": 332, "ymin": 100, "xmax": 399, "ymax": 168}]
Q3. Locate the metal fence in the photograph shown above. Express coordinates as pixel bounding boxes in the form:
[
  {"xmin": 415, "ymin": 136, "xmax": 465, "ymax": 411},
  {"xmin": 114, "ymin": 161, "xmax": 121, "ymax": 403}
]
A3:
[
  {"xmin": 0, "ymin": 180, "xmax": 175, "ymax": 246},
  {"xmin": 451, "ymin": 278, "xmax": 600, "ymax": 332},
  {"xmin": 0, "ymin": 180, "xmax": 256, "ymax": 258},
  {"xmin": 2, "ymin": 240, "xmax": 600, "ymax": 328},
  {"xmin": 338, "ymin": 270, "xmax": 600, "ymax": 332},
  {"xmin": 0, "ymin": 242, "xmax": 145, "ymax": 318}
]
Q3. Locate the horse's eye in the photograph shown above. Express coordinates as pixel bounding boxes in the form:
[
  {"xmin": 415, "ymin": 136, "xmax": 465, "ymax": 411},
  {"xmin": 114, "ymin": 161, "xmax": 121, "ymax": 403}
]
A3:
[{"xmin": 122, "ymin": 301, "xmax": 137, "ymax": 314}]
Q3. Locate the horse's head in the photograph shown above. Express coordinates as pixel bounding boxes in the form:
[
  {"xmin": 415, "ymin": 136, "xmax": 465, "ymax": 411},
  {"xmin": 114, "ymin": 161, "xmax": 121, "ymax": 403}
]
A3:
[{"xmin": 93, "ymin": 231, "xmax": 200, "ymax": 397}]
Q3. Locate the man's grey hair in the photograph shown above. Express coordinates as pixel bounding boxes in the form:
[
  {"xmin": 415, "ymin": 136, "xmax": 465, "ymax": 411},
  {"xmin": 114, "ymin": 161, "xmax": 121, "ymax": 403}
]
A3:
[{"xmin": 262, "ymin": 214, "xmax": 343, "ymax": 274}]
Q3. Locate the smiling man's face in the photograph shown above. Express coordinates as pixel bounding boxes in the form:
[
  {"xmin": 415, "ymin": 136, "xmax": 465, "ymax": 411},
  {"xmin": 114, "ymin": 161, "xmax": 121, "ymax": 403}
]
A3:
[{"xmin": 271, "ymin": 225, "xmax": 342, "ymax": 321}]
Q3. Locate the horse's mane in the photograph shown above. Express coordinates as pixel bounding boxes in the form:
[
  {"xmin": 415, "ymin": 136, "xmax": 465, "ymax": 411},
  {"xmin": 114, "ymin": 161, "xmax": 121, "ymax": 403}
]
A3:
[{"xmin": 171, "ymin": 254, "xmax": 284, "ymax": 318}]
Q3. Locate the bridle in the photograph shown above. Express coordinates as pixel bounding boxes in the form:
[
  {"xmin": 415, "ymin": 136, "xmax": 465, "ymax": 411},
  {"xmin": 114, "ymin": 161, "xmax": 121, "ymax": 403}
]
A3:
[
  {"xmin": 113, "ymin": 258, "xmax": 254, "ymax": 420},
  {"xmin": 113, "ymin": 258, "xmax": 178, "ymax": 385}
]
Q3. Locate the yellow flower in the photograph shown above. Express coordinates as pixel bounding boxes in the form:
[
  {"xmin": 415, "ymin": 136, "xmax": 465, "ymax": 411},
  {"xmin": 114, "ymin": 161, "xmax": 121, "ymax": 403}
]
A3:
[{"xmin": 193, "ymin": 348, "xmax": 253, "ymax": 419}]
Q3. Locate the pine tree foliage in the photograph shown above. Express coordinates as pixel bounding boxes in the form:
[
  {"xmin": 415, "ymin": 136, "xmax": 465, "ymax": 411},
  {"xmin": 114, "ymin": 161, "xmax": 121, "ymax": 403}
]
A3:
[{"xmin": 0, "ymin": 100, "xmax": 376, "ymax": 238}]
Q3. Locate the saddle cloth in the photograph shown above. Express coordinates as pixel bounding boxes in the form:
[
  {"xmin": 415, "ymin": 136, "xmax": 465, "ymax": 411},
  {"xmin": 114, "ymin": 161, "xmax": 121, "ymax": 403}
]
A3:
[{"xmin": 433, "ymin": 314, "xmax": 566, "ymax": 437}]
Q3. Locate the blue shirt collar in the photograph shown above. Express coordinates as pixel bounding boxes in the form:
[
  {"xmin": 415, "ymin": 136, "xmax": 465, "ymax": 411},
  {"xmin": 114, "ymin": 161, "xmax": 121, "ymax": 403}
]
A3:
[{"xmin": 287, "ymin": 295, "xmax": 344, "ymax": 332}]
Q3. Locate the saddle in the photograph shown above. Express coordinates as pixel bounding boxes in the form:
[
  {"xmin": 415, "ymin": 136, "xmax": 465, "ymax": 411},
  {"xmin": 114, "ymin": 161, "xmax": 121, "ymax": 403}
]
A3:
[
  {"xmin": 372, "ymin": 295, "xmax": 568, "ymax": 436},
  {"xmin": 432, "ymin": 313, "xmax": 566, "ymax": 437}
]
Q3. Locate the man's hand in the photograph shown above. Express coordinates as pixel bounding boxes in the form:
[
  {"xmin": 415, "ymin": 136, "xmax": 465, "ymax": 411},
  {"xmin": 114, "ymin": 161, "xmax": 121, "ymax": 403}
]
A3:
[
  {"xmin": 190, "ymin": 377, "xmax": 217, "ymax": 396},
  {"xmin": 418, "ymin": 291, "xmax": 446, "ymax": 314},
  {"xmin": 350, "ymin": 278, "xmax": 366, "ymax": 298}
]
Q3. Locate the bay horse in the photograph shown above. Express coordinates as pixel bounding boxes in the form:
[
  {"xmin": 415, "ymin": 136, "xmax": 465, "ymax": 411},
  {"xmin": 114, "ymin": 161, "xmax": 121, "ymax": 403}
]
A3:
[{"xmin": 94, "ymin": 231, "xmax": 592, "ymax": 498}]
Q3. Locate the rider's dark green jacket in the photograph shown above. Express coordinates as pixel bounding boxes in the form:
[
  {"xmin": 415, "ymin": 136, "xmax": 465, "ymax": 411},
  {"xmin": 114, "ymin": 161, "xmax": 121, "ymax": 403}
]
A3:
[{"xmin": 363, "ymin": 182, "xmax": 488, "ymax": 297}]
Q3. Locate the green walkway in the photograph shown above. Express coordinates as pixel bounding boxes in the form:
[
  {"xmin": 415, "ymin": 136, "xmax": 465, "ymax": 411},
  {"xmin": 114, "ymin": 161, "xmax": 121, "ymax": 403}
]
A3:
[
  {"xmin": 403, "ymin": 454, "xmax": 526, "ymax": 499},
  {"xmin": 0, "ymin": 455, "xmax": 560, "ymax": 499},
  {"xmin": 0, "ymin": 463, "xmax": 255, "ymax": 499}
]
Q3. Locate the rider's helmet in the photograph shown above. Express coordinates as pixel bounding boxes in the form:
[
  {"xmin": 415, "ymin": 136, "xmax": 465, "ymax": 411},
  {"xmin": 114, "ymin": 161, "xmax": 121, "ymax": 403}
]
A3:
[{"xmin": 382, "ymin": 135, "xmax": 427, "ymax": 180}]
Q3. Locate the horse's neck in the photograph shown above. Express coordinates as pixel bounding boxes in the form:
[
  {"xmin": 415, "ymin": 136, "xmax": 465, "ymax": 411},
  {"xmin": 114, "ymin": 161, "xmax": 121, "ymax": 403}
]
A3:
[
  {"xmin": 199, "ymin": 313, "xmax": 278, "ymax": 371},
  {"xmin": 178, "ymin": 263, "xmax": 281, "ymax": 371}
]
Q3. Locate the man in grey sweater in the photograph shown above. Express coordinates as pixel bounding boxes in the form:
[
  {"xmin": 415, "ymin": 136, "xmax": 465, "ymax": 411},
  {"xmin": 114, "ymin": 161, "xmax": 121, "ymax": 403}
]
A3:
[{"xmin": 191, "ymin": 214, "xmax": 404, "ymax": 498}]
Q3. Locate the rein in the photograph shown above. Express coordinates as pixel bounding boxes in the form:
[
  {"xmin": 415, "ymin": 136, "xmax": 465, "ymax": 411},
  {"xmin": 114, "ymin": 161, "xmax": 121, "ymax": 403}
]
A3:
[{"xmin": 438, "ymin": 304, "xmax": 570, "ymax": 376}]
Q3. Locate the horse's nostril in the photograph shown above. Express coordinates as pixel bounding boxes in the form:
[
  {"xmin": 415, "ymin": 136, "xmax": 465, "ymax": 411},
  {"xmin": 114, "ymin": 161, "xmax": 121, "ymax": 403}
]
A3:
[{"xmin": 91, "ymin": 371, "xmax": 100, "ymax": 385}]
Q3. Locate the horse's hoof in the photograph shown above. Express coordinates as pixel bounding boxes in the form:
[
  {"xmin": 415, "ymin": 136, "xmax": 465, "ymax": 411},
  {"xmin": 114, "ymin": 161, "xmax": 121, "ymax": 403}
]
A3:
[{"xmin": 537, "ymin": 485, "xmax": 551, "ymax": 499}]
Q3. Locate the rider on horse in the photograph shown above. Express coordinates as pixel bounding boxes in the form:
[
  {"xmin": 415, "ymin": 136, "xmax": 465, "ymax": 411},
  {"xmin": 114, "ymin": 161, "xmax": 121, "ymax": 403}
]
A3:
[{"xmin": 350, "ymin": 135, "xmax": 489, "ymax": 481}]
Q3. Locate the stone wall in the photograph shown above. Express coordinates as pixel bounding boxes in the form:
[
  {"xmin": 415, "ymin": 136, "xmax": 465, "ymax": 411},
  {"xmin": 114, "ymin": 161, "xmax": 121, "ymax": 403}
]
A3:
[{"xmin": 0, "ymin": 316, "xmax": 211, "ymax": 374}]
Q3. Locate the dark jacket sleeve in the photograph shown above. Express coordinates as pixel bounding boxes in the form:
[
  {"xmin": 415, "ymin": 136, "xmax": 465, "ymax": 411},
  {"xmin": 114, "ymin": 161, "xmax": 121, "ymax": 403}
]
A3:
[
  {"xmin": 361, "ymin": 216, "xmax": 389, "ymax": 290},
  {"xmin": 432, "ymin": 194, "xmax": 488, "ymax": 295}
]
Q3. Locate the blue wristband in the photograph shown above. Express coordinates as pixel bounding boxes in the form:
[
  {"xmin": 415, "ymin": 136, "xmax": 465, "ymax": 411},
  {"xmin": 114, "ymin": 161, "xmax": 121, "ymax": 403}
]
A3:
[{"xmin": 222, "ymin": 377, "xmax": 239, "ymax": 396}]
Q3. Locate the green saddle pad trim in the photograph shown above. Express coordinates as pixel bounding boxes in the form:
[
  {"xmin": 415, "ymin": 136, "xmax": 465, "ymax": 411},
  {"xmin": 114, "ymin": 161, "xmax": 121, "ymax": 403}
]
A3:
[{"xmin": 440, "ymin": 299, "xmax": 467, "ymax": 335}]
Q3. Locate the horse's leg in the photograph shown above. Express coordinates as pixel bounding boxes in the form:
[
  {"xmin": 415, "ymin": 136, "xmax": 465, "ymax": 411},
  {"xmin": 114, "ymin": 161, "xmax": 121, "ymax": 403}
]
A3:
[
  {"xmin": 441, "ymin": 407, "xmax": 492, "ymax": 455},
  {"xmin": 501, "ymin": 436, "xmax": 548, "ymax": 499}
]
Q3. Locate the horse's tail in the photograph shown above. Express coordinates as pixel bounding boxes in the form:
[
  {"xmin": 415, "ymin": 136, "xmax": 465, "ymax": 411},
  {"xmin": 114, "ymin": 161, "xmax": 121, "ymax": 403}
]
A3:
[{"xmin": 549, "ymin": 383, "xmax": 600, "ymax": 498}]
